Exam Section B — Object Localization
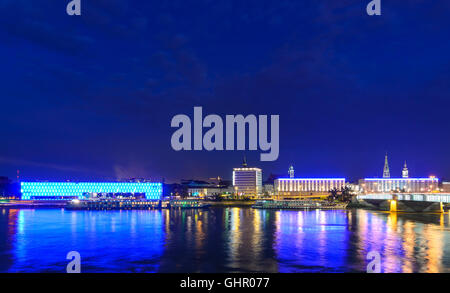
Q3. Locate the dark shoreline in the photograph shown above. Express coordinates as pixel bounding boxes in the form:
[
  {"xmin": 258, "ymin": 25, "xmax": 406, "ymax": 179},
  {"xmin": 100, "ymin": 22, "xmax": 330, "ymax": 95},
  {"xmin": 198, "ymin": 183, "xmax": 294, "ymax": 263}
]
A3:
[
  {"xmin": 0, "ymin": 200, "xmax": 257, "ymax": 209},
  {"xmin": 205, "ymin": 200, "xmax": 256, "ymax": 207}
]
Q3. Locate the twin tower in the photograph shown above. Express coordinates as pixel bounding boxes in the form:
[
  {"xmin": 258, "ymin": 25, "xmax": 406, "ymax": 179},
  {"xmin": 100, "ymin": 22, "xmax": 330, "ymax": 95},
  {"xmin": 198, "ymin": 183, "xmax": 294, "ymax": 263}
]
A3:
[
  {"xmin": 286, "ymin": 153, "xmax": 409, "ymax": 179},
  {"xmin": 383, "ymin": 154, "xmax": 409, "ymax": 179}
]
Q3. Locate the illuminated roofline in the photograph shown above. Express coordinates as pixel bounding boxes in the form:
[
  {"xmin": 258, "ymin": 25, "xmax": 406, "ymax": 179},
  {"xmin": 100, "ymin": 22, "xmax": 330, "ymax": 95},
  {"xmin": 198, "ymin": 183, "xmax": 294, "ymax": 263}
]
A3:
[
  {"xmin": 21, "ymin": 181, "xmax": 162, "ymax": 184},
  {"xmin": 363, "ymin": 178, "xmax": 439, "ymax": 181},
  {"xmin": 277, "ymin": 178, "xmax": 346, "ymax": 181},
  {"xmin": 20, "ymin": 181, "xmax": 163, "ymax": 200},
  {"xmin": 233, "ymin": 168, "xmax": 262, "ymax": 171}
]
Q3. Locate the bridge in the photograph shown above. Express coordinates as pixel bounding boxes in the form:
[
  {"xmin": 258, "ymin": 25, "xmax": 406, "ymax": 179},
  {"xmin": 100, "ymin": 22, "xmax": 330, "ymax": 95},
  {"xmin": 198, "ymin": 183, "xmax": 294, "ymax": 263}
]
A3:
[{"xmin": 356, "ymin": 193, "xmax": 450, "ymax": 212}]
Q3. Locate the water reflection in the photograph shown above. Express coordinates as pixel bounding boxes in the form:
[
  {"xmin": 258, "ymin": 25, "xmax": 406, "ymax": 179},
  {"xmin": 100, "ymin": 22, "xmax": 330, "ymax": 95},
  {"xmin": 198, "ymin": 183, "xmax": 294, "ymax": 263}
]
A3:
[
  {"xmin": 274, "ymin": 210, "xmax": 350, "ymax": 272},
  {"xmin": 0, "ymin": 207, "xmax": 449, "ymax": 272}
]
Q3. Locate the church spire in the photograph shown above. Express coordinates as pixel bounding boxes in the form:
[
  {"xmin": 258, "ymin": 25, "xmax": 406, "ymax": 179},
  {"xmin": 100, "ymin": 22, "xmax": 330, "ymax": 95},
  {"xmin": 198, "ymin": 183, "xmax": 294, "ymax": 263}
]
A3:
[
  {"xmin": 383, "ymin": 153, "xmax": 390, "ymax": 178},
  {"xmin": 402, "ymin": 161, "xmax": 409, "ymax": 178}
]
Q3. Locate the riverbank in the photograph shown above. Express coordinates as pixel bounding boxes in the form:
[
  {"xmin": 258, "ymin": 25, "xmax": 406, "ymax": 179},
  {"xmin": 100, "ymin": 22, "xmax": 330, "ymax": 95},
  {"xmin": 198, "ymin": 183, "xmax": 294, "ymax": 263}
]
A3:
[
  {"xmin": 0, "ymin": 200, "xmax": 67, "ymax": 209},
  {"xmin": 346, "ymin": 200, "xmax": 372, "ymax": 209},
  {"xmin": 205, "ymin": 200, "xmax": 256, "ymax": 207},
  {"xmin": 0, "ymin": 200, "xmax": 254, "ymax": 210},
  {"xmin": 1, "ymin": 199, "xmax": 350, "ymax": 209}
]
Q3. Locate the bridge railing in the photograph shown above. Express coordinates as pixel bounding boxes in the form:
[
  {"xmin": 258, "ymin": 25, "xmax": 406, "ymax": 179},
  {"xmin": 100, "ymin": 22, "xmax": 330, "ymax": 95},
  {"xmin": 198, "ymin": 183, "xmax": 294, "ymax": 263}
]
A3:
[{"xmin": 357, "ymin": 193, "xmax": 450, "ymax": 203}]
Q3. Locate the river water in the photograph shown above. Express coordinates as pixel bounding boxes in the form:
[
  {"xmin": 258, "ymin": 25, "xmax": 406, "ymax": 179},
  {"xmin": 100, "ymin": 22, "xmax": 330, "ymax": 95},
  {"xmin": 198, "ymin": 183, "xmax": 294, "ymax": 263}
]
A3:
[{"xmin": 0, "ymin": 207, "xmax": 449, "ymax": 273}]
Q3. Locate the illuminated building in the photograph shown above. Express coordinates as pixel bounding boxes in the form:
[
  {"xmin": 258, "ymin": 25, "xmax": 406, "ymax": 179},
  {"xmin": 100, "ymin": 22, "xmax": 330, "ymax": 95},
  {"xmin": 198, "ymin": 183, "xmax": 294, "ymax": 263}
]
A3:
[
  {"xmin": 274, "ymin": 178, "xmax": 346, "ymax": 196},
  {"xmin": 181, "ymin": 179, "xmax": 232, "ymax": 197},
  {"xmin": 20, "ymin": 182, "xmax": 163, "ymax": 200},
  {"xmin": 188, "ymin": 186, "xmax": 232, "ymax": 197},
  {"xmin": 442, "ymin": 182, "xmax": 450, "ymax": 193},
  {"xmin": 263, "ymin": 183, "xmax": 274, "ymax": 195},
  {"xmin": 402, "ymin": 161, "xmax": 409, "ymax": 178},
  {"xmin": 358, "ymin": 177, "xmax": 439, "ymax": 193},
  {"xmin": 288, "ymin": 165, "xmax": 294, "ymax": 178},
  {"xmin": 233, "ymin": 165, "xmax": 262, "ymax": 196},
  {"xmin": 346, "ymin": 183, "xmax": 362, "ymax": 193},
  {"xmin": 360, "ymin": 155, "xmax": 440, "ymax": 193}
]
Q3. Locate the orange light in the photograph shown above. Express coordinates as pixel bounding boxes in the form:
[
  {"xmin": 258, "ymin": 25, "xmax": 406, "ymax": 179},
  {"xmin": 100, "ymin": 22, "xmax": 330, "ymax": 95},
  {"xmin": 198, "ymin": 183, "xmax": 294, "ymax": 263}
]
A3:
[{"xmin": 390, "ymin": 200, "xmax": 397, "ymax": 212}]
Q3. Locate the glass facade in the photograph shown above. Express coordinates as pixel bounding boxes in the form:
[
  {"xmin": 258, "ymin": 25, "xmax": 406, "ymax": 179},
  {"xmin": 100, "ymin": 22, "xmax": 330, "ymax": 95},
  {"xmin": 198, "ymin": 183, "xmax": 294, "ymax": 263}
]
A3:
[{"xmin": 20, "ymin": 182, "xmax": 163, "ymax": 200}]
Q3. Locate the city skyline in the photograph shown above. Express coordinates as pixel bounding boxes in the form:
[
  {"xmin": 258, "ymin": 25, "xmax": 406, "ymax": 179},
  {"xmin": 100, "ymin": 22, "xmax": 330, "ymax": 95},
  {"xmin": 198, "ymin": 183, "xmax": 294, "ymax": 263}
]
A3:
[
  {"xmin": 2, "ymin": 1, "xmax": 450, "ymax": 276},
  {"xmin": 1, "ymin": 1, "xmax": 450, "ymax": 183},
  {"xmin": 1, "ymin": 153, "xmax": 443, "ymax": 184}
]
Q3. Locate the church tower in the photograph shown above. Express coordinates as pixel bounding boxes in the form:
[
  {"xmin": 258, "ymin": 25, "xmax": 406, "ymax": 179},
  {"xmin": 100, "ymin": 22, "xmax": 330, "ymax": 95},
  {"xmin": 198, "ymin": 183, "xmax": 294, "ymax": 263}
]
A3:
[
  {"xmin": 402, "ymin": 161, "xmax": 409, "ymax": 178},
  {"xmin": 288, "ymin": 165, "xmax": 294, "ymax": 178},
  {"xmin": 383, "ymin": 153, "xmax": 390, "ymax": 178}
]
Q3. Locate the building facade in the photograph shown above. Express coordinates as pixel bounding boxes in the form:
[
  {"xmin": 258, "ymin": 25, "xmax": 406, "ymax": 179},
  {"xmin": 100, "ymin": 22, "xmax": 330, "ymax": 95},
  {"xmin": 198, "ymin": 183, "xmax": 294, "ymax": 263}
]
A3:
[
  {"xmin": 188, "ymin": 186, "xmax": 232, "ymax": 197},
  {"xmin": 233, "ymin": 168, "xmax": 262, "ymax": 196},
  {"xmin": 274, "ymin": 178, "xmax": 346, "ymax": 196},
  {"xmin": 263, "ymin": 184, "xmax": 274, "ymax": 196},
  {"xmin": 20, "ymin": 182, "xmax": 163, "ymax": 200},
  {"xmin": 358, "ymin": 177, "xmax": 439, "ymax": 193},
  {"xmin": 181, "ymin": 179, "xmax": 233, "ymax": 197},
  {"xmin": 442, "ymin": 182, "xmax": 450, "ymax": 193}
]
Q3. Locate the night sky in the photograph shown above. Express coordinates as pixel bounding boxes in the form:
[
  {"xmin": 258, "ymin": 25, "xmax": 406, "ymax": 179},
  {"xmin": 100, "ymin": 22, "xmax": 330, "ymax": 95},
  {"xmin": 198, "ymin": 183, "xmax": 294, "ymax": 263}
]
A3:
[{"xmin": 1, "ymin": 1, "xmax": 449, "ymax": 183}]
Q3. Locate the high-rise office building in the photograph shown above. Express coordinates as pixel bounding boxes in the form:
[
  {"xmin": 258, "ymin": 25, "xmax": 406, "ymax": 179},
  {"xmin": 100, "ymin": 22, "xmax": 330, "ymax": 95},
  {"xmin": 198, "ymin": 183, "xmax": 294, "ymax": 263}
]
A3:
[{"xmin": 233, "ymin": 159, "xmax": 262, "ymax": 196}]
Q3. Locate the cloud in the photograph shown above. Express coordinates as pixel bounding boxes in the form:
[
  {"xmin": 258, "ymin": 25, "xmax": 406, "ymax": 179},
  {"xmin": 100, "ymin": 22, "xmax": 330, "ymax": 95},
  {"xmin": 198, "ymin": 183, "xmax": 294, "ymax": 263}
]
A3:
[
  {"xmin": 0, "ymin": 0, "xmax": 93, "ymax": 54},
  {"xmin": 113, "ymin": 164, "xmax": 150, "ymax": 180},
  {"xmin": 0, "ymin": 156, "xmax": 107, "ymax": 176}
]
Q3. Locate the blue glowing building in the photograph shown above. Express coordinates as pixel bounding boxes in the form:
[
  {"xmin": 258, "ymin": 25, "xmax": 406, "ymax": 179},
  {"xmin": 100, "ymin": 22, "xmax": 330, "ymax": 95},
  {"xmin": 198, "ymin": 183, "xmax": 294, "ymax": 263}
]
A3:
[{"xmin": 20, "ymin": 182, "xmax": 163, "ymax": 200}]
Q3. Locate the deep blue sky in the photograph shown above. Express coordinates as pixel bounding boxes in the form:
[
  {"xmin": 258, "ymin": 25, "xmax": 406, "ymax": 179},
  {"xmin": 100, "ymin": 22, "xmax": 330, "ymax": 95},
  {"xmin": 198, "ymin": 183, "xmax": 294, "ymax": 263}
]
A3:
[{"xmin": 1, "ymin": 1, "xmax": 449, "ymax": 183}]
